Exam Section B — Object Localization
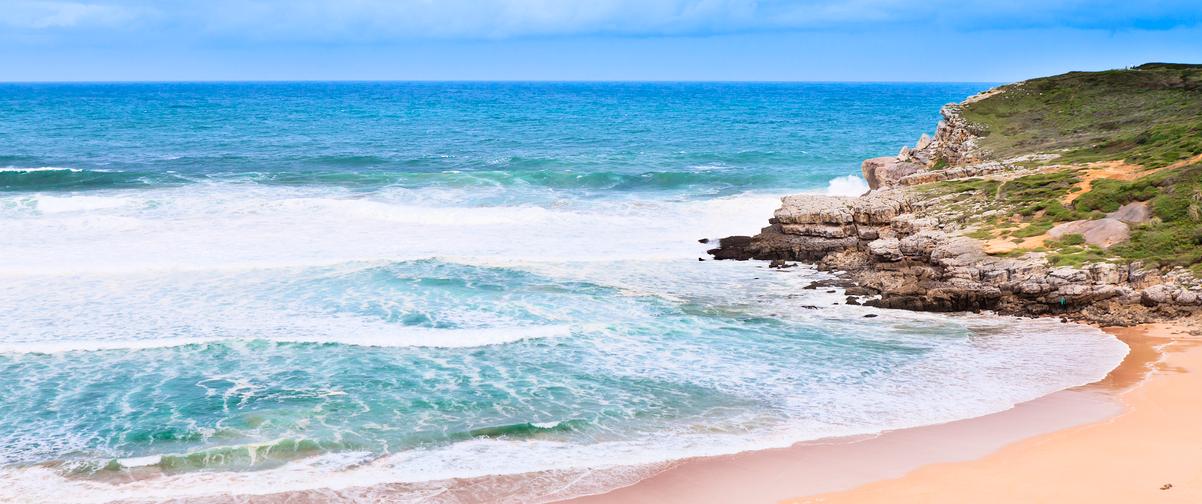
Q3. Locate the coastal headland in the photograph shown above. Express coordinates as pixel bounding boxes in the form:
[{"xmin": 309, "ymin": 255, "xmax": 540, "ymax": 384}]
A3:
[{"xmin": 709, "ymin": 63, "xmax": 1202, "ymax": 326}]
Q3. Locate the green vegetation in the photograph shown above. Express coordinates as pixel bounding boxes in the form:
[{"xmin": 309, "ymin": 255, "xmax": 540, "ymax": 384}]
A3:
[
  {"xmin": 913, "ymin": 65, "xmax": 1202, "ymax": 271},
  {"xmin": 919, "ymin": 177, "xmax": 999, "ymax": 197},
  {"xmin": 1045, "ymin": 241, "xmax": 1109, "ymax": 267},
  {"xmin": 960, "ymin": 63, "xmax": 1202, "ymax": 168},
  {"xmin": 1108, "ymin": 164, "xmax": 1202, "ymax": 270},
  {"xmin": 1059, "ymin": 233, "xmax": 1086, "ymax": 246},
  {"xmin": 918, "ymin": 171, "xmax": 1092, "ymax": 242},
  {"xmin": 995, "ymin": 170, "xmax": 1095, "ymax": 223},
  {"xmin": 1012, "ymin": 220, "xmax": 1054, "ymax": 238},
  {"xmin": 1062, "ymin": 121, "xmax": 1202, "ymax": 167},
  {"xmin": 1073, "ymin": 178, "xmax": 1159, "ymax": 212},
  {"xmin": 964, "ymin": 228, "xmax": 994, "ymax": 240}
]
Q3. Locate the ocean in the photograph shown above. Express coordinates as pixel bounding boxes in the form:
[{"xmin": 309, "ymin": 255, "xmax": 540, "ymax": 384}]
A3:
[{"xmin": 0, "ymin": 82, "xmax": 1127, "ymax": 502}]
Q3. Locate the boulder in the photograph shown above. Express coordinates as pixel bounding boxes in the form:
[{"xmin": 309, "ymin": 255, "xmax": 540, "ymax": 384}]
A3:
[
  {"xmin": 861, "ymin": 157, "xmax": 924, "ymax": 190},
  {"xmin": 1048, "ymin": 218, "xmax": 1130, "ymax": 248},
  {"xmin": 1107, "ymin": 201, "xmax": 1152, "ymax": 224},
  {"xmin": 868, "ymin": 238, "xmax": 903, "ymax": 262},
  {"xmin": 707, "ymin": 236, "xmax": 754, "ymax": 260},
  {"xmin": 1140, "ymin": 284, "xmax": 1180, "ymax": 306}
]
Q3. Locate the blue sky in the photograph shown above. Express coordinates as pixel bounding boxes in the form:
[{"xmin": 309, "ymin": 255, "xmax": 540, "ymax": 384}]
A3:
[{"xmin": 2, "ymin": 0, "xmax": 1201, "ymax": 82}]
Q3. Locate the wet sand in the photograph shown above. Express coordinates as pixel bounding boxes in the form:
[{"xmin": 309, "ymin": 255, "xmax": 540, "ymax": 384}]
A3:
[{"xmin": 564, "ymin": 321, "xmax": 1182, "ymax": 504}]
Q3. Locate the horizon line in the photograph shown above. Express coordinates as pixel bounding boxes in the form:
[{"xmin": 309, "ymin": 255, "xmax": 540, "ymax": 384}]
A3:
[{"xmin": 0, "ymin": 78, "xmax": 1000, "ymax": 85}]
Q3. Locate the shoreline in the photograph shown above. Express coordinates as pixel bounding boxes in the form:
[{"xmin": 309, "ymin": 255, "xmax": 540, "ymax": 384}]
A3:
[
  {"xmin": 561, "ymin": 320, "xmax": 1182, "ymax": 504},
  {"xmin": 799, "ymin": 320, "xmax": 1202, "ymax": 503}
]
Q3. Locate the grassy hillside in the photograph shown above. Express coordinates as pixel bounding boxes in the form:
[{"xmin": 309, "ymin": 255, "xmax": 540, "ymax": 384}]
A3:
[
  {"xmin": 922, "ymin": 63, "xmax": 1202, "ymax": 272},
  {"xmin": 961, "ymin": 63, "xmax": 1202, "ymax": 167}
]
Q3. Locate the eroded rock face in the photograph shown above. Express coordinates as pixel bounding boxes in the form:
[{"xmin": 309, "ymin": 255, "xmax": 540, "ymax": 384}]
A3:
[{"xmin": 927, "ymin": 103, "xmax": 987, "ymax": 166}]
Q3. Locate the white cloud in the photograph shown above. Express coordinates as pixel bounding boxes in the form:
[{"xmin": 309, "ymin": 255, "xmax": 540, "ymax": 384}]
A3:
[
  {"xmin": 193, "ymin": 0, "xmax": 767, "ymax": 39},
  {"xmin": 0, "ymin": 1, "xmax": 142, "ymax": 29}
]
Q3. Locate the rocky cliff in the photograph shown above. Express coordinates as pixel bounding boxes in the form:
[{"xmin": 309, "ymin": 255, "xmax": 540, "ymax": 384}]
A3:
[{"xmin": 709, "ymin": 64, "xmax": 1202, "ymax": 325}]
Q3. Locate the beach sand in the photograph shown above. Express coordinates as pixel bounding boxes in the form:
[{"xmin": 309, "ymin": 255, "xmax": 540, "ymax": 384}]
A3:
[
  {"xmin": 798, "ymin": 321, "xmax": 1202, "ymax": 503},
  {"xmin": 566, "ymin": 320, "xmax": 1198, "ymax": 504}
]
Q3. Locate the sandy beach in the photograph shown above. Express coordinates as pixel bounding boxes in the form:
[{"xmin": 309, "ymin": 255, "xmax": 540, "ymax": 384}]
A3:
[
  {"xmin": 800, "ymin": 320, "xmax": 1202, "ymax": 503},
  {"xmin": 567, "ymin": 319, "xmax": 1201, "ymax": 504}
]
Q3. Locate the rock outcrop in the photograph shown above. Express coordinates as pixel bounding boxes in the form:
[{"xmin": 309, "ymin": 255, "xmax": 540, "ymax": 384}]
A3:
[
  {"xmin": 708, "ymin": 190, "xmax": 1201, "ymax": 324},
  {"xmin": 1048, "ymin": 218, "xmax": 1130, "ymax": 248},
  {"xmin": 861, "ymin": 157, "xmax": 924, "ymax": 190},
  {"xmin": 710, "ymin": 76, "xmax": 1202, "ymax": 326},
  {"xmin": 925, "ymin": 104, "xmax": 988, "ymax": 166},
  {"xmin": 860, "ymin": 104, "xmax": 994, "ymax": 190},
  {"xmin": 1109, "ymin": 201, "xmax": 1152, "ymax": 224}
]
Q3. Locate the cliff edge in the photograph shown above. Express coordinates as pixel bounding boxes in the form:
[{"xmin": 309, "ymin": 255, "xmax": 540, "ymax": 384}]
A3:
[{"xmin": 709, "ymin": 63, "xmax": 1202, "ymax": 325}]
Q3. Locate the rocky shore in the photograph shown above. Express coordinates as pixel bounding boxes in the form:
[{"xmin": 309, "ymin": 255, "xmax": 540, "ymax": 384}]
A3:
[{"xmin": 708, "ymin": 87, "xmax": 1202, "ymax": 326}]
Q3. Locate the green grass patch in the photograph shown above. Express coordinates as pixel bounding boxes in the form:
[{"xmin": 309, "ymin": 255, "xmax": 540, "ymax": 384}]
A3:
[
  {"xmin": 919, "ymin": 177, "xmax": 1000, "ymax": 197},
  {"xmin": 1012, "ymin": 219, "xmax": 1055, "ymax": 238},
  {"xmin": 960, "ymin": 64, "xmax": 1202, "ymax": 168},
  {"xmin": 1072, "ymin": 178, "xmax": 1159, "ymax": 212},
  {"xmin": 964, "ymin": 228, "xmax": 994, "ymax": 240},
  {"xmin": 1043, "ymin": 237, "xmax": 1109, "ymax": 267},
  {"xmin": 1059, "ymin": 233, "xmax": 1086, "ymax": 246},
  {"xmin": 998, "ymin": 170, "xmax": 1080, "ymax": 203}
]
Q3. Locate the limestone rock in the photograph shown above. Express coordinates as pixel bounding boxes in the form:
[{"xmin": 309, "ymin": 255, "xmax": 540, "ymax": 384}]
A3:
[
  {"xmin": 861, "ymin": 157, "xmax": 923, "ymax": 190},
  {"xmin": 1048, "ymin": 218, "xmax": 1130, "ymax": 248},
  {"xmin": 1140, "ymin": 284, "xmax": 1180, "ymax": 306},
  {"xmin": 926, "ymin": 103, "xmax": 987, "ymax": 166},
  {"xmin": 899, "ymin": 230, "xmax": 945, "ymax": 259},
  {"xmin": 891, "ymin": 215, "xmax": 936, "ymax": 235},
  {"xmin": 868, "ymin": 238, "xmax": 903, "ymax": 262},
  {"xmin": 775, "ymin": 195, "xmax": 854, "ymax": 225},
  {"xmin": 850, "ymin": 190, "xmax": 913, "ymax": 225},
  {"xmin": 1108, "ymin": 201, "xmax": 1152, "ymax": 224},
  {"xmin": 780, "ymin": 224, "xmax": 857, "ymax": 238},
  {"xmin": 915, "ymin": 133, "xmax": 932, "ymax": 151}
]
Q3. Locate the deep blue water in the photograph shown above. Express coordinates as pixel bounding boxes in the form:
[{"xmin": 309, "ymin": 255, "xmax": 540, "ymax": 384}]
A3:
[{"xmin": 0, "ymin": 82, "xmax": 980, "ymax": 195}]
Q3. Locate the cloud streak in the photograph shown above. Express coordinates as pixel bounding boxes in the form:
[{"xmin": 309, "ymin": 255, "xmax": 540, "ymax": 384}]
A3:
[
  {"xmin": 3, "ymin": 0, "xmax": 1201, "ymax": 42},
  {"xmin": 1, "ymin": 1, "xmax": 143, "ymax": 29}
]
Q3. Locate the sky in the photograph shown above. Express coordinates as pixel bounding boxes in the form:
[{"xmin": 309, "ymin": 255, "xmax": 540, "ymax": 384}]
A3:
[{"xmin": 2, "ymin": 0, "xmax": 1201, "ymax": 82}]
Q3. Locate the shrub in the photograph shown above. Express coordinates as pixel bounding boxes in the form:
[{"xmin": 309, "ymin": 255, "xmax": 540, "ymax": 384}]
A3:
[{"xmin": 1059, "ymin": 233, "xmax": 1086, "ymax": 246}]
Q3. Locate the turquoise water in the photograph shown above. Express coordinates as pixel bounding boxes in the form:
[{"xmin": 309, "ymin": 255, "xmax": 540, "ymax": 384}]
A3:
[{"xmin": 0, "ymin": 83, "xmax": 1126, "ymax": 502}]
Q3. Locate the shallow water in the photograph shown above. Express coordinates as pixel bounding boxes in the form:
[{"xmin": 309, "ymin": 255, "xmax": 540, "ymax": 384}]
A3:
[{"xmin": 0, "ymin": 82, "xmax": 1127, "ymax": 502}]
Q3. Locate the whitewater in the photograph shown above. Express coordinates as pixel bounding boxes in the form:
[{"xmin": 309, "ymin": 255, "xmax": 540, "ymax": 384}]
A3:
[{"xmin": 0, "ymin": 82, "xmax": 1127, "ymax": 503}]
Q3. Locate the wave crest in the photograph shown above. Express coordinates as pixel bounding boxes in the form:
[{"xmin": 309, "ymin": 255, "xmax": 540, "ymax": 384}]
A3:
[
  {"xmin": 0, "ymin": 324, "xmax": 576, "ymax": 355},
  {"xmin": 0, "ymin": 167, "xmax": 187, "ymax": 192}
]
